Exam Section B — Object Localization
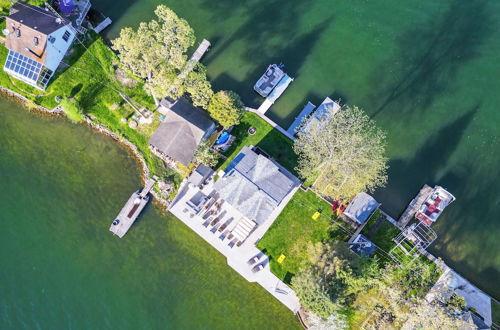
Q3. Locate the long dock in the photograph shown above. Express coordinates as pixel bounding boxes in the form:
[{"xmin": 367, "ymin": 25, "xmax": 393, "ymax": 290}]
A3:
[
  {"xmin": 397, "ymin": 184, "xmax": 432, "ymax": 228},
  {"xmin": 286, "ymin": 102, "xmax": 316, "ymax": 136},
  {"xmin": 110, "ymin": 178, "xmax": 156, "ymax": 238}
]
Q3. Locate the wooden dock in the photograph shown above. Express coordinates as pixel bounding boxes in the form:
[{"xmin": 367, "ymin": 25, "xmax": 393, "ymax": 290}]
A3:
[
  {"xmin": 286, "ymin": 102, "xmax": 316, "ymax": 136},
  {"xmin": 110, "ymin": 178, "xmax": 156, "ymax": 238},
  {"xmin": 397, "ymin": 184, "xmax": 432, "ymax": 228},
  {"xmin": 93, "ymin": 17, "xmax": 112, "ymax": 33}
]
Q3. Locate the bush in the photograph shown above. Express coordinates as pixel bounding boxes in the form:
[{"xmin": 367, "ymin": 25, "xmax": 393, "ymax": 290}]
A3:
[
  {"xmin": 207, "ymin": 90, "xmax": 243, "ymax": 128},
  {"xmin": 59, "ymin": 97, "xmax": 84, "ymax": 123}
]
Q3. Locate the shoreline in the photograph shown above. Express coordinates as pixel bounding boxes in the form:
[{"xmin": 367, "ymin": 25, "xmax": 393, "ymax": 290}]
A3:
[{"xmin": 0, "ymin": 86, "xmax": 171, "ymax": 211}]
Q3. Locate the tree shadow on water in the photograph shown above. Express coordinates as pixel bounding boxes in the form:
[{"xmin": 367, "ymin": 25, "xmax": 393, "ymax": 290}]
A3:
[
  {"xmin": 370, "ymin": 0, "xmax": 493, "ymax": 118},
  {"xmin": 374, "ymin": 105, "xmax": 479, "ymax": 214}
]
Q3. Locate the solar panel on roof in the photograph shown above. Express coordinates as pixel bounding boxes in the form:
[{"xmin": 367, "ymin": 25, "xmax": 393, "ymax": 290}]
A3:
[{"xmin": 4, "ymin": 50, "xmax": 42, "ymax": 83}]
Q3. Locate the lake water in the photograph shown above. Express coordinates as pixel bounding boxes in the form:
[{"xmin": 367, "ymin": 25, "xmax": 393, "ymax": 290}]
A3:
[
  {"xmin": 0, "ymin": 98, "xmax": 299, "ymax": 329},
  {"xmin": 94, "ymin": 0, "xmax": 500, "ymax": 298}
]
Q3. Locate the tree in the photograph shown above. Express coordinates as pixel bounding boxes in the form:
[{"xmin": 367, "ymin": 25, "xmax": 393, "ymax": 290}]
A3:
[
  {"xmin": 184, "ymin": 64, "xmax": 213, "ymax": 109},
  {"xmin": 292, "ymin": 242, "xmax": 376, "ymax": 317},
  {"xmin": 59, "ymin": 97, "xmax": 84, "ymax": 123},
  {"xmin": 193, "ymin": 140, "xmax": 220, "ymax": 167},
  {"xmin": 207, "ymin": 91, "xmax": 244, "ymax": 128},
  {"xmin": 294, "ymin": 105, "xmax": 388, "ymax": 200},
  {"xmin": 112, "ymin": 5, "xmax": 195, "ymax": 98},
  {"xmin": 401, "ymin": 300, "xmax": 475, "ymax": 330}
]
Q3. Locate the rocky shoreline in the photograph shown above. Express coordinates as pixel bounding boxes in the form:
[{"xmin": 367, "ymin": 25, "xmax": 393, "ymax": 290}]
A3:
[{"xmin": 0, "ymin": 86, "xmax": 171, "ymax": 210}]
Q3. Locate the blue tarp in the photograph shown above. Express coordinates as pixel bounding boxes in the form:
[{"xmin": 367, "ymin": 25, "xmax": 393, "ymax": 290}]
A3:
[{"xmin": 59, "ymin": 0, "xmax": 75, "ymax": 15}]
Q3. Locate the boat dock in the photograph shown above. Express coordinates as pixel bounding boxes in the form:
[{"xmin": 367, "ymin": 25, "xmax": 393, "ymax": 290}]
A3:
[
  {"xmin": 110, "ymin": 178, "xmax": 156, "ymax": 238},
  {"xmin": 257, "ymin": 74, "xmax": 294, "ymax": 114},
  {"xmin": 286, "ymin": 102, "xmax": 316, "ymax": 136},
  {"xmin": 93, "ymin": 17, "xmax": 112, "ymax": 33},
  {"xmin": 396, "ymin": 184, "xmax": 432, "ymax": 228}
]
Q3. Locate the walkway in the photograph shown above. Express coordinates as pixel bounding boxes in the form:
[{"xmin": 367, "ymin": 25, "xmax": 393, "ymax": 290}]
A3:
[
  {"xmin": 286, "ymin": 102, "xmax": 316, "ymax": 136},
  {"xmin": 397, "ymin": 184, "xmax": 432, "ymax": 228}
]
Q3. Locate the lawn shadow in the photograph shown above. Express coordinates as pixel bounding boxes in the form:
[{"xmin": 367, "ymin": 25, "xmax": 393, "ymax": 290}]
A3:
[
  {"xmin": 373, "ymin": 105, "xmax": 479, "ymax": 215},
  {"xmin": 369, "ymin": 0, "xmax": 493, "ymax": 118}
]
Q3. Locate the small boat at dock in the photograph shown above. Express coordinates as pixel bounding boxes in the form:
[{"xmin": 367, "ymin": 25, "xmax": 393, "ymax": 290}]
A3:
[
  {"xmin": 415, "ymin": 186, "xmax": 455, "ymax": 226},
  {"xmin": 254, "ymin": 64, "xmax": 285, "ymax": 97}
]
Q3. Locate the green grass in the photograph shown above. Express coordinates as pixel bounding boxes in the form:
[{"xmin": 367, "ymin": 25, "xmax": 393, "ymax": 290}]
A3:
[
  {"xmin": 257, "ymin": 189, "xmax": 350, "ymax": 283},
  {"xmin": 217, "ymin": 112, "xmax": 299, "ymax": 176},
  {"xmin": 492, "ymin": 299, "xmax": 500, "ymax": 326},
  {"xmin": 361, "ymin": 211, "xmax": 401, "ymax": 252},
  {"xmin": 0, "ymin": 32, "xmax": 180, "ymax": 183}
]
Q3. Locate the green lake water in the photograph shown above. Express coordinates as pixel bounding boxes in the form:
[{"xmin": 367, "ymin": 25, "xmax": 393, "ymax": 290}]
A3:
[
  {"xmin": 95, "ymin": 0, "xmax": 500, "ymax": 298},
  {"xmin": 0, "ymin": 98, "xmax": 299, "ymax": 329}
]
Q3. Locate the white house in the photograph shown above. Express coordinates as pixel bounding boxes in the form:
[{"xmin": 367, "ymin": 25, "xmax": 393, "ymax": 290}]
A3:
[{"xmin": 3, "ymin": 2, "xmax": 77, "ymax": 90}]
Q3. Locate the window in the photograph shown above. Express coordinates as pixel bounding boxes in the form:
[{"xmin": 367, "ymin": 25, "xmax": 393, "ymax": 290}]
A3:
[{"xmin": 62, "ymin": 30, "xmax": 71, "ymax": 42}]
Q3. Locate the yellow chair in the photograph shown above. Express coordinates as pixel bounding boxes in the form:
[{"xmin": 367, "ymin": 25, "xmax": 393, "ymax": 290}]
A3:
[
  {"xmin": 277, "ymin": 254, "xmax": 286, "ymax": 264},
  {"xmin": 312, "ymin": 211, "xmax": 321, "ymax": 220}
]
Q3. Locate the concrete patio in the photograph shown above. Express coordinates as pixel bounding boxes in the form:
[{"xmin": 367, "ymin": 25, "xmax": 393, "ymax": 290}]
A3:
[{"xmin": 169, "ymin": 173, "xmax": 301, "ymax": 312}]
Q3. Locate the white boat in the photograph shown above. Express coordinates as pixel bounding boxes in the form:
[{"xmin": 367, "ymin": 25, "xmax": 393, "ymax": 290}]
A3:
[
  {"xmin": 254, "ymin": 64, "xmax": 285, "ymax": 97},
  {"xmin": 415, "ymin": 186, "xmax": 455, "ymax": 226}
]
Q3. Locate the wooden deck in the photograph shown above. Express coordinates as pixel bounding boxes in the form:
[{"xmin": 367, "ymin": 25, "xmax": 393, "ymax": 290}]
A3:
[
  {"xmin": 94, "ymin": 17, "xmax": 112, "ymax": 33},
  {"xmin": 110, "ymin": 178, "xmax": 156, "ymax": 238},
  {"xmin": 396, "ymin": 184, "xmax": 432, "ymax": 228}
]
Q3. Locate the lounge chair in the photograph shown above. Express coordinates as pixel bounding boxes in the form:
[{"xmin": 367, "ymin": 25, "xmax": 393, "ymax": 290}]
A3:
[
  {"xmin": 252, "ymin": 263, "xmax": 265, "ymax": 273},
  {"xmin": 247, "ymin": 255, "xmax": 261, "ymax": 265}
]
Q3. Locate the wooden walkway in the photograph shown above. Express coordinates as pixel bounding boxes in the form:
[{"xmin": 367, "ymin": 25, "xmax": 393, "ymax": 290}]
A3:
[
  {"xmin": 165, "ymin": 39, "xmax": 211, "ymax": 96},
  {"xmin": 110, "ymin": 178, "xmax": 156, "ymax": 238},
  {"xmin": 140, "ymin": 178, "xmax": 156, "ymax": 198},
  {"xmin": 178, "ymin": 39, "xmax": 211, "ymax": 81},
  {"xmin": 397, "ymin": 184, "xmax": 432, "ymax": 228},
  {"xmin": 94, "ymin": 17, "xmax": 112, "ymax": 33}
]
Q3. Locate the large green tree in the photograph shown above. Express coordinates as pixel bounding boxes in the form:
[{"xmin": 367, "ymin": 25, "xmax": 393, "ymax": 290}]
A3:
[
  {"xmin": 185, "ymin": 64, "xmax": 214, "ymax": 109},
  {"xmin": 207, "ymin": 91, "xmax": 244, "ymax": 128},
  {"xmin": 111, "ymin": 5, "xmax": 195, "ymax": 99},
  {"xmin": 294, "ymin": 105, "xmax": 388, "ymax": 200}
]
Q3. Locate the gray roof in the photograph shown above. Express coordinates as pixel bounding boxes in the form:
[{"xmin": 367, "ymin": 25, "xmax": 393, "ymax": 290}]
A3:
[
  {"xmin": 214, "ymin": 146, "xmax": 296, "ymax": 224},
  {"xmin": 150, "ymin": 97, "xmax": 215, "ymax": 165},
  {"xmin": 188, "ymin": 164, "xmax": 213, "ymax": 186},
  {"xmin": 9, "ymin": 2, "xmax": 71, "ymax": 35},
  {"xmin": 344, "ymin": 192, "xmax": 380, "ymax": 224}
]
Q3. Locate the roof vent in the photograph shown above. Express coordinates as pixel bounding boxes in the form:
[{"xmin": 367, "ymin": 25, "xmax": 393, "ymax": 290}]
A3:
[
  {"xmin": 56, "ymin": 18, "xmax": 62, "ymax": 24},
  {"xmin": 15, "ymin": 28, "xmax": 21, "ymax": 38},
  {"xmin": 33, "ymin": 37, "xmax": 39, "ymax": 46}
]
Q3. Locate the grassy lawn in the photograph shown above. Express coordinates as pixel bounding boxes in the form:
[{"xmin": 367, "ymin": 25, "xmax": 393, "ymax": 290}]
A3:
[
  {"xmin": 217, "ymin": 111, "xmax": 299, "ymax": 176},
  {"xmin": 361, "ymin": 210, "xmax": 401, "ymax": 252},
  {"xmin": 492, "ymin": 299, "xmax": 500, "ymax": 326},
  {"xmin": 0, "ymin": 31, "xmax": 180, "ymax": 183},
  {"xmin": 257, "ymin": 189, "xmax": 351, "ymax": 283}
]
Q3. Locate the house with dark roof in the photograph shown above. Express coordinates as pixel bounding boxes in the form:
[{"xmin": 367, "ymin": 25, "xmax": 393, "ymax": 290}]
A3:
[
  {"xmin": 149, "ymin": 97, "xmax": 215, "ymax": 166},
  {"xmin": 3, "ymin": 2, "xmax": 77, "ymax": 89},
  {"xmin": 213, "ymin": 146, "xmax": 299, "ymax": 225}
]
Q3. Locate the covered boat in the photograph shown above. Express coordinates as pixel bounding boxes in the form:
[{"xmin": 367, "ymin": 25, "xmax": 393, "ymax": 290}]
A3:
[
  {"xmin": 415, "ymin": 186, "xmax": 456, "ymax": 226},
  {"xmin": 254, "ymin": 64, "xmax": 285, "ymax": 97}
]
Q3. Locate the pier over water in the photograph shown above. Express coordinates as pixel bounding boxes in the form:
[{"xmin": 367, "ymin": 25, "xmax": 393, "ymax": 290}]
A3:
[{"xmin": 110, "ymin": 178, "xmax": 156, "ymax": 238}]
